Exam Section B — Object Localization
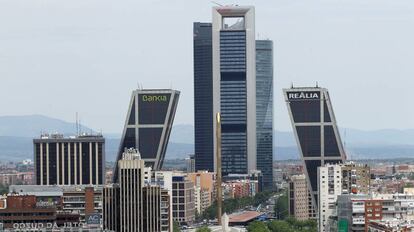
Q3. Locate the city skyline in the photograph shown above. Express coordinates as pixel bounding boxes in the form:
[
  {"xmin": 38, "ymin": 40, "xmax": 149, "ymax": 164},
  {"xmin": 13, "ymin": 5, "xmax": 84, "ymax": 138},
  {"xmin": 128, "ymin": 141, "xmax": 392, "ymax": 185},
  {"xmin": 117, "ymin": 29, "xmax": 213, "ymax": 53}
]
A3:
[{"xmin": 1, "ymin": 0, "xmax": 414, "ymax": 133}]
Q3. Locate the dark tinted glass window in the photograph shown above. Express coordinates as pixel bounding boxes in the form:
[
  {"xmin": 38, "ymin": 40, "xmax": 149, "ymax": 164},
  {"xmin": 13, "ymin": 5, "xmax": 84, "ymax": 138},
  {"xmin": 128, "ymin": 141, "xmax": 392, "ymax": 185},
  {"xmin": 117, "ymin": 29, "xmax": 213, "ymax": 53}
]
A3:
[
  {"xmin": 296, "ymin": 126, "xmax": 321, "ymax": 157},
  {"xmin": 48, "ymin": 143, "xmax": 57, "ymax": 185},
  {"xmin": 122, "ymin": 128, "xmax": 136, "ymax": 150},
  {"xmin": 305, "ymin": 160, "xmax": 321, "ymax": 193},
  {"xmin": 128, "ymin": 98, "xmax": 136, "ymax": 125},
  {"xmin": 290, "ymin": 100, "xmax": 320, "ymax": 123},
  {"xmin": 324, "ymin": 101, "xmax": 331, "ymax": 122},
  {"xmin": 138, "ymin": 128, "xmax": 163, "ymax": 159},
  {"xmin": 324, "ymin": 126, "xmax": 340, "ymax": 157},
  {"xmin": 35, "ymin": 143, "xmax": 41, "ymax": 184},
  {"xmin": 138, "ymin": 93, "xmax": 171, "ymax": 124},
  {"xmin": 82, "ymin": 142, "xmax": 90, "ymax": 184}
]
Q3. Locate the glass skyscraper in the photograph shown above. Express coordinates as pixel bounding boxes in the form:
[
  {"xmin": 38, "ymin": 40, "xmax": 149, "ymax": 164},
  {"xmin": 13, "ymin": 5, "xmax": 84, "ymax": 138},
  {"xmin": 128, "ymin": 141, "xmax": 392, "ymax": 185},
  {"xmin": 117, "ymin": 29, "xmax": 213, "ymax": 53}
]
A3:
[
  {"xmin": 256, "ymin": 40, "xmax": 274, "ymax": 190},
  {"xmin": 194, "ymin": 6, "xmax": 274, "ymax": 189},
  {"xmin": 284, "ymin": 87, "xmax": 346, "ymax": 209},
  {"xmin": 193, "ymin": 22, "xmax": 214, "ymax": 172}
]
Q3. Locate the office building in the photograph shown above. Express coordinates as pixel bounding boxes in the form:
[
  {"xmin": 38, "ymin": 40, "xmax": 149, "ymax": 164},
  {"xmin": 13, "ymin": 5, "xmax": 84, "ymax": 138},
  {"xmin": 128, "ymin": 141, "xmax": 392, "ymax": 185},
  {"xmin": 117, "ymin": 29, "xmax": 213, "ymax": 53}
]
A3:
[
  {"xmin": 187, "ymin": 171, "xmax": 215, "ymax": 213},
  {"xmin": 103, "ymin": 149, "xmax": 170, "ymax": 232},
  {"xmin": 212, "ymin": 6, "xmax": 256, "ymax": 176},
  {"xmin": 255, "ymin": 40, "xmax": 274, "ymax": 190},
  {"xmin": 284, "ymin": 86, "xmax": 346, "ymax": 210},
  {"xmin": 318, "ymin": 164, "xmax": 343, "ymax": 231},
  {"xmin": 113, "ymin": 89, "xmax": 180, "ymax": 183},
  {"xmin": 160, "ymin": 189, "xmax": 171, "ymax": 232},
  {"xmin": 186, "ymin": 155, "xmax": 196, "ymax": 173},
  {"xmin": 172, "ymin": 175, "xmax": 195, "ymax": 225},
  {"xmin": 0, "ymin": 195, "xmax": 80, "ymax": 230},
  {"xmin": 318, "ymin": 162, "xmax": 371, "ymax": 232},
  {"xmin": 33, "ymin": 134, "xmax": 105, "ymax": 186},
  {"xmin": 193, "ymin": 22, "xmax": 214, "ymax": 172},
  {"xmin": 103, "ymin": 184, "xmax": 120, "ymax": 232},
  {"xmin": 193, "ymin": 7, "xmax": 274, "ymax": 185},
  {"xmin": 288, "ymin": 174, "xmax": 316, "ymax": 221},
  {"xmin": 337, "ymin": 193, "xmax": 414, "ymax": 232},
  {"xmin": 9, "ymin": 185, "xmax": 104, "ymax": 224}
]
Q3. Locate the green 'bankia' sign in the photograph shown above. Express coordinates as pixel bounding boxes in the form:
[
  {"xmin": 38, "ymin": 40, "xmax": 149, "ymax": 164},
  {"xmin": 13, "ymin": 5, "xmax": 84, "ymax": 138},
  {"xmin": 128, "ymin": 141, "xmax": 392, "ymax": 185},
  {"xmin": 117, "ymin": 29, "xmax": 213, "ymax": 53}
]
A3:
[{"xmin": 142, "ymin": 95, "xmax": 168, "ymax": 102}]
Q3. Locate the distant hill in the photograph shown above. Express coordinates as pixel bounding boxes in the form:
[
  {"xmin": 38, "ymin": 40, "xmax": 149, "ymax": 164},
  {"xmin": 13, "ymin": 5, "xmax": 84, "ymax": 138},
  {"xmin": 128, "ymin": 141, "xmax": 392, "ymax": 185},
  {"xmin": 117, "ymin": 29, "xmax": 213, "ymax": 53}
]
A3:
[
  {"xmin": 1, "ymin": 115, "xmax": 414, "ymax": 161},
  {"xmin": 0, "ymin": 115, "xmax": 94, "ymax": 138}
]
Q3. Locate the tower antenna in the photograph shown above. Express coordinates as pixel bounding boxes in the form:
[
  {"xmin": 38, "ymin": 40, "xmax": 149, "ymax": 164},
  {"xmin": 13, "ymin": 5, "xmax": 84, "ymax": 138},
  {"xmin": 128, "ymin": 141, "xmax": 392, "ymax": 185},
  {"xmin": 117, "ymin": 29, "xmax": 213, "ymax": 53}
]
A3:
[{"xmin": 76, "ymin": 112, "xmax": 79, "ymax": 136}]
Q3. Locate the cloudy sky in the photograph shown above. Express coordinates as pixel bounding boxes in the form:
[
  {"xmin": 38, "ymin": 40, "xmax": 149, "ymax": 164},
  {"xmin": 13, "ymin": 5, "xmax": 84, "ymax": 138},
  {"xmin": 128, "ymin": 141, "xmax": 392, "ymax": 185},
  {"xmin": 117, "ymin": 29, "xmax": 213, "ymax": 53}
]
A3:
[{"xmin": 1, "ymin": 0, "xmax": 413, "ymax": 133}]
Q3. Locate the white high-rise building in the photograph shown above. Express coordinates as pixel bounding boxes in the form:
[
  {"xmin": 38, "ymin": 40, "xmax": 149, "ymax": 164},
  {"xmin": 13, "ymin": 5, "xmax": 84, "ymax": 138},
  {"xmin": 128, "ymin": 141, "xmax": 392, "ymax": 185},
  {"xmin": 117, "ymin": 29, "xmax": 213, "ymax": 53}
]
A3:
[
  {"xmin": 318, "ymin": 164, "xmax": 343, "ymax": 232},
  {"xmin": 212, "ymin": 6, "xmax": 257, "ymax": 175},
  {"xmin": 318, "ymin": 162, "xmax": 370, "ymax": 232}
]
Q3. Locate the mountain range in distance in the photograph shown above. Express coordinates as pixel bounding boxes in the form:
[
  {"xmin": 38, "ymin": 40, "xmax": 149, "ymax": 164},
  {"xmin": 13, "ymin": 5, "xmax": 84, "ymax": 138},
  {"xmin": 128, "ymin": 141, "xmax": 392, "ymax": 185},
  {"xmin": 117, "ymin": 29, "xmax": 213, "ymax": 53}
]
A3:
[{"xmin": 1, "ymin": 115, "xmax": 414, "ymax": 161}]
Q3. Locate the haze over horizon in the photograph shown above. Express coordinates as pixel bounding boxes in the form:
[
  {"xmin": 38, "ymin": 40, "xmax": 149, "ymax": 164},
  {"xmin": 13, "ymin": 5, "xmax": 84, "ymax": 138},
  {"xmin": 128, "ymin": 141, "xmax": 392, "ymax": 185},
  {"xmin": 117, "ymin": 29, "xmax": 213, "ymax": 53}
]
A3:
[{"xmin": 1, "ymin": 0, "xmax": 414, "ymax": 134}]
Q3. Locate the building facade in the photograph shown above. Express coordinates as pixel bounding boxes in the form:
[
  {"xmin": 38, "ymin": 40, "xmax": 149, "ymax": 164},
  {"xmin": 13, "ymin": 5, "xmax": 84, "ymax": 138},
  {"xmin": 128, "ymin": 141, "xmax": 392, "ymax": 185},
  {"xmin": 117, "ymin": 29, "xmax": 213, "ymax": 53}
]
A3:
[
  {"xmin": 113, "ymin": 89, "xmax": 180, "ymax": 183},
  {"xmin": 255, "ymin": 40, "xmax": 274, "ymax": 190},
  {"xmin": 212, "ymin": 6, "xmax": 256, "ymax": 176},
  {"xmin": 187, "ymin": 171, "xmax": 215, "ymax": 214},
  {"xmin": 288, "ymin": 174, "xmax": 316, "ymax": 221},
  {"xmin": 319, "ymin": 162, "xmax": 371, "ymax": 232},
  {"xmin": 193, "ymin": 22, "xmax": 214, "ymax": 172},
  {"xmin": 284, "ymin": 87, "xmax": 346, "ymax": 210},
  {"xmin": 0, "ymin": 195, "xmax": 81, "ymax": 230},
  {"xmin": 172, "ymin": 175, "xmax": 195, "ymax": 225},
  {"xmin": 103, "ymin": 149, "xmax": 170, "ymax": 232},
  {"xmin": 318, "ymin": 164, "xmax": 343, "ymax": 231},
  {"xmin": 9, "ymin": 185, "xmax": 104, "ymax": 224},
  {"xmin": 33, "ymin": 134, "xmax": 105, "ymax": 186},
  {"xmin": 103, "ymin": 184, "xmax": 120, "ymax": 232},
  {"xmin": 337, "ymin": 194, "xmax": 414, "ymax": 232},
  {"xmin": 186, "ymin": 155, "xmax": 196, "ymax": 173}
]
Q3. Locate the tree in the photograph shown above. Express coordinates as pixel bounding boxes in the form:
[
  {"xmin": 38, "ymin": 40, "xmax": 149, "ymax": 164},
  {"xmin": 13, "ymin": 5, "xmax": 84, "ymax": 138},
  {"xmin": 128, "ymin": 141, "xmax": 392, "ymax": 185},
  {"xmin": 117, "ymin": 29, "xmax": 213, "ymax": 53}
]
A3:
[
  {"xmin": 248, "ymin": 221, "xmax": 270, "ymax": 232},
  {"xmin": 274, "ymin": 193, "xmax": 289, "ymax": 220},
  {"xmin": 196, "ymin": 226, "xmax": 212, "ymax": 232},
  {"xmin": 173, "ymin": 221, "xmax": 181, "ymax": 232},
  {"xmin": 267, "ymin": 220, "xmax": 293, "ymax": 232},
  {"xmin": 0, "ymin": 184, "xmax": 8, "ymax": 195}
]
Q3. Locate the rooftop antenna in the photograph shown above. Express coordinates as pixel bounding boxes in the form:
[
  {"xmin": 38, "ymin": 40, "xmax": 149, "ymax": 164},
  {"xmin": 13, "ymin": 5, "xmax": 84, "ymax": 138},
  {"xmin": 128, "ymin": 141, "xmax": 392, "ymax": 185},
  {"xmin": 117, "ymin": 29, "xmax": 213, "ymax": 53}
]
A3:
[
  {"xmin": 316, "ymin": 81, "xmax": 319, "ymax": 88},
  {"xmin": 211, "ymin": 1, "xmax": 223, "ymax": 6},
  {"xmin": 291, "ymin": 82, "xmax": 294, "ymax": 88},
  {"xmin": 76, "ymin": 112, "xmax": 79, "ymax": 136}
]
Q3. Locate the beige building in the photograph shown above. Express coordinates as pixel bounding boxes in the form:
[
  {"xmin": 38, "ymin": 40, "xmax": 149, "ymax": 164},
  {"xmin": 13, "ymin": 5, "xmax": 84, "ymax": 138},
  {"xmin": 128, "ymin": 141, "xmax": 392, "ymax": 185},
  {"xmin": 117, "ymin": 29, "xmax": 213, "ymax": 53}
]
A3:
[
  {"xmin": 103, "ymin": 149, "xmax": 170, "ymax": 232},
  {"xmin": 172, "ymin": 175, "xmax": 195, "ymax": 225},
  {"xmin": 288, "ymin": 174, "xmax": 316, "ymax": 221},
  {"xmin": 341, "ymin": 162, "xmax": 370, "ymax": 194},
  {"xmin": 187, "ymin": 171, "xmax": 215, "ymax": 214}
]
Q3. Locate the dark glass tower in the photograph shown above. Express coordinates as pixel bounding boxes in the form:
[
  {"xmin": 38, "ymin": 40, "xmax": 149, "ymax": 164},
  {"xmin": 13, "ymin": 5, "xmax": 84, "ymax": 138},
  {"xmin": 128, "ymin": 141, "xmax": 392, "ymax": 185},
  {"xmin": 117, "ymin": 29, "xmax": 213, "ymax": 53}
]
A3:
[
  {"xmin": 193, "ymin": 22, "xmax": 214, "ymax": 172},
  {"xmin": 284, "ymin": 87, "xmax": 346, "ymax": 208},
  {"xmin": 113, "ymin": 89, "xmax": 180, "ymax": 183},
  {"xmin": 256, "ymin": 40, "xmax": 274, "ymax": 190}
]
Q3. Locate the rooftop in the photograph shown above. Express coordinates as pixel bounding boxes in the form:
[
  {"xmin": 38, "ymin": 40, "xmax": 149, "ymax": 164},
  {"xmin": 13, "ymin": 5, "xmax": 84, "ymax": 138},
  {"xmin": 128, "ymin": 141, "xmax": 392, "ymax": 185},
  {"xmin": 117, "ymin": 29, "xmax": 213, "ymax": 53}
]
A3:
[{"xmin": 229, "ymin": 211, "xmax": 263, "ymax": 223}]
